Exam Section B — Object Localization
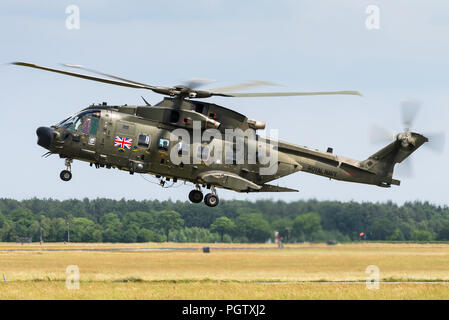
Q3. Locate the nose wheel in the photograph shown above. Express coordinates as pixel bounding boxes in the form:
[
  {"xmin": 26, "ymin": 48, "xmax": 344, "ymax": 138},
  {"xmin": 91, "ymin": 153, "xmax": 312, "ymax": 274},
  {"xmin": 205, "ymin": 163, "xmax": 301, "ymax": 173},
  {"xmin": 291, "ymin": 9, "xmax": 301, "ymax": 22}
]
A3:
[
  {"xmin": 60, "ymin": 159, "xmax": 73, "ymax": 182},
  {"xmin": 60, "ymin": 170, "xmax": 72, "ymax": 181}
]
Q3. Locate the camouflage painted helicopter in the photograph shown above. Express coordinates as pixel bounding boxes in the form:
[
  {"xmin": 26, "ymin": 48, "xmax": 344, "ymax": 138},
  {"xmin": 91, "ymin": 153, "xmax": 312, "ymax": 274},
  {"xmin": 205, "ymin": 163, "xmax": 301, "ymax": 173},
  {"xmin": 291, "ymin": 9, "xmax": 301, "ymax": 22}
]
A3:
[{"xmin": 13, "ymin": 62, "xmax": 433, "ymax": 207}]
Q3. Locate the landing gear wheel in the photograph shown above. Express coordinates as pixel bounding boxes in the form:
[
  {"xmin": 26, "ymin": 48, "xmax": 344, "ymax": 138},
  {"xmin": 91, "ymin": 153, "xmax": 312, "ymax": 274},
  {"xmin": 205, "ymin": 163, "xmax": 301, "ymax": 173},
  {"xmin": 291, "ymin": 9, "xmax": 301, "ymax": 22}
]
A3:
[
  {"xmin": 204, "ymin": 193, "xmax": 219, "ymax": 207},
  {"xmin": 188, "ymin": 190, "xmax": 203, "ymax": 203},
  {"xmin": 60, "ymin": 170, "xmax": 72, "ymax": 182}
]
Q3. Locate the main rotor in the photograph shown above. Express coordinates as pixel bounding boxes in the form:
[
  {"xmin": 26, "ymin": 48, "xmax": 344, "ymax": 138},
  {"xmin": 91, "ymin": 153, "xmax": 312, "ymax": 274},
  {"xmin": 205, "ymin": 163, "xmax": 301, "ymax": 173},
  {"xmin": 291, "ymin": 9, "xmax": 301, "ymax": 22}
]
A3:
[{"xmin": 12, "ymin": 61, "xmax": 362, "ymax": 101}]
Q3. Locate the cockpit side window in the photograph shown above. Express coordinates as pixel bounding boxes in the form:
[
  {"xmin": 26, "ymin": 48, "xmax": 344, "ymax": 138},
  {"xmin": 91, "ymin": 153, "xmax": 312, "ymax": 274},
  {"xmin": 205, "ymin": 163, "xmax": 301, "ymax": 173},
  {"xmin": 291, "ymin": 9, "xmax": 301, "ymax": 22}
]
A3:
[
  {"xmin": 81, "ymin": 117, "xmax": 99, "ymax": 135},
  {"xmin": 89, "ymin": 118, "xmax": 99, "ymax": 135}
]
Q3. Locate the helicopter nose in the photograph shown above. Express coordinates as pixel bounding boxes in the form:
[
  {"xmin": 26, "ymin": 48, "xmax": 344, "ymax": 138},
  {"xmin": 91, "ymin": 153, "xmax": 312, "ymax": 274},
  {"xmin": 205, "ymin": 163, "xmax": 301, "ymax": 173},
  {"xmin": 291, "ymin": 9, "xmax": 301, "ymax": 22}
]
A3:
[{"xmin": 36, "ymin": 126, "xmax": 53, "ymax": 149}]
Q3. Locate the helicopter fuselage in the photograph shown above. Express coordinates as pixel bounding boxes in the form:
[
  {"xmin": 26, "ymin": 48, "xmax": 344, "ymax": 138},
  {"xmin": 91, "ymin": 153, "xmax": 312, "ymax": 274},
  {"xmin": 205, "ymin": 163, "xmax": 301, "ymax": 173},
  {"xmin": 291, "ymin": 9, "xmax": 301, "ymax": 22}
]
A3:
[{"xmin": 36, "ymin": 98, "xmax": 428, "ymax": 205}]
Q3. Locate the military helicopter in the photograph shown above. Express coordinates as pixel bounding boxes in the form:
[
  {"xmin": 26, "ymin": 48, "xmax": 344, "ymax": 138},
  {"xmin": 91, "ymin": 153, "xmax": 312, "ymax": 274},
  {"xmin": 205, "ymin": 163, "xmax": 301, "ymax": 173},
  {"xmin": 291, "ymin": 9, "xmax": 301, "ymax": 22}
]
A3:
[{"xmin": 13, "ymin": 62, "xmax": 435, "ymax": 207}]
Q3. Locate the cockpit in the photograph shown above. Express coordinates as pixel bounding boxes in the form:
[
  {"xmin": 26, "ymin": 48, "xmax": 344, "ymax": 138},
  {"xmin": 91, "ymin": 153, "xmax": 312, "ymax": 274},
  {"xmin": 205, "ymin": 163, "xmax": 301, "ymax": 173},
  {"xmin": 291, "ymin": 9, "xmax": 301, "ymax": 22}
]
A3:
[{"xmin": 57, "ymin": 109, "xmax": 101, "ymax": 135}]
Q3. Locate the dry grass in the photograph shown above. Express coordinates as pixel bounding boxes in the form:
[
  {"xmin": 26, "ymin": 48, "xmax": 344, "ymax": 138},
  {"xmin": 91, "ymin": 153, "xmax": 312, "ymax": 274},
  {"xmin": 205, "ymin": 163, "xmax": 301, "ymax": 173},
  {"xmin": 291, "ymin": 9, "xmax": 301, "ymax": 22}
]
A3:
[
  {"xmin": 1, "ymin": 282, "xmax": 449, "ymax": 300},
  {"xmin": 1, "ymin": 242, "xmax": 449, "ymax": 299}
]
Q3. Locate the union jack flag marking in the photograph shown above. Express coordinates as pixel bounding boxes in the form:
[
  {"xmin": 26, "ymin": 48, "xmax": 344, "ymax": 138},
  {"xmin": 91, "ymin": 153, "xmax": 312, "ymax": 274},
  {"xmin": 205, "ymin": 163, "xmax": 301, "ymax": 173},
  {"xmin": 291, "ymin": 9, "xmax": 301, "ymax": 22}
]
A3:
[{"xmin": 114, "ymin": 136, "xmax": 133, "ymax": 149}]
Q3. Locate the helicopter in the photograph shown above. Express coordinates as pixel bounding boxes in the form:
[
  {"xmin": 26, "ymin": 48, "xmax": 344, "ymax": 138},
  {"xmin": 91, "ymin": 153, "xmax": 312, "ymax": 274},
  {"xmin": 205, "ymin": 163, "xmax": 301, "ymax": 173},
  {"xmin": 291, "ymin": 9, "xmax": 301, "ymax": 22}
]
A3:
[{"xmin": 12, "ymin": 61, "xmax": 434, "ymax": 207}]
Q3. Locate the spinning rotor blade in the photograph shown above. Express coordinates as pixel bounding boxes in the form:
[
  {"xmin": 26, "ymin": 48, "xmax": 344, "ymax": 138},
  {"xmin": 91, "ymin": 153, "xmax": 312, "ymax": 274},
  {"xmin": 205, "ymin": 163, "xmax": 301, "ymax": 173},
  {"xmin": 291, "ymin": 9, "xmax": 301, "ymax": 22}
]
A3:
[
  {"xmin": 209, "ymin": 80, "xmax": 277, "ymax": 93},
  {"xmin": 424, "ymin": 132, "xmax": 445, "ymax": 153},
  {"xmin": 400, "ymin": 100, "xmax": 445, "ymax": 152},
  {"xmin": 368, "ymin": 99, "xmax": 445, "ymax": 180},
  {"xmin": 183, "ymin": 78, "xmax": 216, "ymax": 89},
  {"xmin": 213, "ymin": 90, "xmax": 363, "ymax": 98},
  {"xmin": 369, "ymin": 124, "xmax": 396, "ymax": 144},
  {"xmin": 62, "ymin": 63, "xmax": 156, "ymax": 88},
  {"xmin": 401, "ymin": 100, "xmax": 421, "ymax": 129},
  {"xmin": 13, "ymin": 61, "xmax": 362, "ymax": 100},
  {"xmin": 396, "ymin": 157, "xmax": 414, "ymax": 178},
  {"xmin": 12, "ymin": 62, "xmax": 155, "ymax": 90}
]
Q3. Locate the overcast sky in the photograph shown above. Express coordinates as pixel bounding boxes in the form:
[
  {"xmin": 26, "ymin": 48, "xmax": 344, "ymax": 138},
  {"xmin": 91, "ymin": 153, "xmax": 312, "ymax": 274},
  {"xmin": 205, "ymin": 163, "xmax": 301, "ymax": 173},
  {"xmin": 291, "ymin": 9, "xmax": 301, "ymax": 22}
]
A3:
[{"xmin": 1, "ymin": 1, "xmax": 448, "ymax": 205}]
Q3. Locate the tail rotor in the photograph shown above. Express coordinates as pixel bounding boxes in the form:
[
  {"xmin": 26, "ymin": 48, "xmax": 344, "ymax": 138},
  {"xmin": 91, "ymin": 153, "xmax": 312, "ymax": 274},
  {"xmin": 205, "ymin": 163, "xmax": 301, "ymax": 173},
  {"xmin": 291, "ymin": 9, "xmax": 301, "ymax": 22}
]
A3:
[{"xmin": 368, "ymin": 99, "xmax": 445, "ymax": 177}]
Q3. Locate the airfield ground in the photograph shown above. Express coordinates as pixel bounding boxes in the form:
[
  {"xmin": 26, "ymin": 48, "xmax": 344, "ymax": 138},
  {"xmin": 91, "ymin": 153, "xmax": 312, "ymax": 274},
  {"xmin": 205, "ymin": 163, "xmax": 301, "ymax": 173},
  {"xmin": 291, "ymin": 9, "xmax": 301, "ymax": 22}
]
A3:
[{"xmin": 0, "ymin": 242, "xmax": 448, "ymax": 299}]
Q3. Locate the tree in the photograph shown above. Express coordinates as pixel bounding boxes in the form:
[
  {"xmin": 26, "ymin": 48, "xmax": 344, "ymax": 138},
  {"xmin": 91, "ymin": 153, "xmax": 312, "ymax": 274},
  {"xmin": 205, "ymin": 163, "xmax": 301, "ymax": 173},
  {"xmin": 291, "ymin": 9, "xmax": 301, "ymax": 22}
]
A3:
[
  {"xmin": 122, "ymin": 211, "xmax": 155, "ymax": 230},
  {"xmin": 210, "ymin": 217, "xmax": 236, "ymax": 241},
  {"xmin": 122, "ymin": 227, "xmax": 138, "ymax": 243},
  {"xmin": 293, "ymin": 212, "xmax": 321, "ymax": 241},
  {"xmin": 437, "ymin": 223, "xmax": 449, "ymax": 241},
  {"xmin": 137, "ymin": 228, "xmax": 154, "ymax": 242},
  {"xmin": 50, "ymin": 218, "xmax": 67, "ymax": 242},
  {"xmin": 411, "ymin": 230, "xmax": 434, "ymax": 242},
  {"xmin": 236, "ymin": 213, "xmax": 271, "ymax": 243},
  {"xmin": 100, "ymin": 213, "xmax": 122, "ymax": 242},
  {"xmin": 0, "ymin": 198, "xmax": 448, "ymax": 244},
  {"xmin": 370, "ymin": 217, "xmax": 396, "ymax": 240},
  {"xmin": 70, "ymin": 218, "xmax": 100, "ymax": 242},
  {"xmin": 271, "ymin": 218, "xmax": 293, "ymax": 242},
  {"xmin": 387, "ymin": 228, "xmax": 404, "ymax": 241},
  {"xmin": 0, "ymin": 214, "xmax": 15, "ymax": 242},
  {"xmin": 154, "ymin": 210, "xmax": 184, "ymax": 242},
  {"xmin": 10, "ymin": 208, "xmax": 35, "ymax": 239},
  {"xmin": 0, "ymin": 212, "xmax": 7, "ymax": 241}
]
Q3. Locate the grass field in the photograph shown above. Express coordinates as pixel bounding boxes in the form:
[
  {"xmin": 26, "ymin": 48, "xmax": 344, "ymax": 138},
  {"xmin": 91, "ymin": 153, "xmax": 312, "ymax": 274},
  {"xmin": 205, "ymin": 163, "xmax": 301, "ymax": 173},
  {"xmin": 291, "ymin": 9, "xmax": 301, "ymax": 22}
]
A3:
[{"xmin": 0, "ymin": 242, "xmax": 449, "ymax": 299}]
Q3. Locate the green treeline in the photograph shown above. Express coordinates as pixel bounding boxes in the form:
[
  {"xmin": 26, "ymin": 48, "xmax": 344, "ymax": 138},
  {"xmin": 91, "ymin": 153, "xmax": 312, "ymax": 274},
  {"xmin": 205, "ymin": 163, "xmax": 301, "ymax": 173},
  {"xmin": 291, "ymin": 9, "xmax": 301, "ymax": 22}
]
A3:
[{"xmin": 0, "ymin": 198, "xmax": 448, "ymax": 243}]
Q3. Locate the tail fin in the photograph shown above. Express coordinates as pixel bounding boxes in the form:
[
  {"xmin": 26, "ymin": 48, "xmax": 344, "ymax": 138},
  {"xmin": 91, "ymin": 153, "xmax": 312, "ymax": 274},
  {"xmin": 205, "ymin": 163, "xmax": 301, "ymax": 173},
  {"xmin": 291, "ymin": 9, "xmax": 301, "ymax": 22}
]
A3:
[{"xmin": 361, "ymin": 132, "xmax": 428, "ymax": 186}]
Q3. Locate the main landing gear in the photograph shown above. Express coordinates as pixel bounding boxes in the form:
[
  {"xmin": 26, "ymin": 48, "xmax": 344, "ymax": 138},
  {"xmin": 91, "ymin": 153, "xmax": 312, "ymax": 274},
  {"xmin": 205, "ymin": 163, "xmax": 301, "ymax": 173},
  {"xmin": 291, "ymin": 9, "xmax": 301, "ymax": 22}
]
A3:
[
  {"xmin": 60, "ymin": 159, "xmax": 72, "ymax": 181},
  {"xmin": 188, "ymin": 185, "xmax": 219, "ymax": 207}
]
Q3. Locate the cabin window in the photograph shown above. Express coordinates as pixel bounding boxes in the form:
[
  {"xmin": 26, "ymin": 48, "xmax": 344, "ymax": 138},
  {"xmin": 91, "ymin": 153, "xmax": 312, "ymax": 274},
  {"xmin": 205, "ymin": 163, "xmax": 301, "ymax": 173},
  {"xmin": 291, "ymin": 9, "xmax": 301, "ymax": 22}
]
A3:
[
  {"xmin": 138, "ymin": 134, "xmax": 151, "ymax": 148},
  {"xmin": 158, "ymin": 138, "xmax": 170, "ymax": 151}
]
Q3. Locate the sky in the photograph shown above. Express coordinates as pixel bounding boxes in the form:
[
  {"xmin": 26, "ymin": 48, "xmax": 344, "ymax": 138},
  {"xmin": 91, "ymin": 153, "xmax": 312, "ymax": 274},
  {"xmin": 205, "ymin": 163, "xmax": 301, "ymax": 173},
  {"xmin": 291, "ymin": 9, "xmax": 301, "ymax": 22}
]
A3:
[{"xmin": 0, "ymin": 0, "xmax": 448, "ymax": 205}]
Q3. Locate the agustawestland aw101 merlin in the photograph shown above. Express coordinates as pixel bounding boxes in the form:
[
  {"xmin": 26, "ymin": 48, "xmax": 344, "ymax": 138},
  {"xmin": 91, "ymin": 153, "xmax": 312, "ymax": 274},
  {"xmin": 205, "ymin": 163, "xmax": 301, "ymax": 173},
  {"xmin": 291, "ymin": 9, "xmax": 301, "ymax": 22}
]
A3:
[{"xmin": 13, "ymin": 62, "xmax": 438, "ymax": 207}]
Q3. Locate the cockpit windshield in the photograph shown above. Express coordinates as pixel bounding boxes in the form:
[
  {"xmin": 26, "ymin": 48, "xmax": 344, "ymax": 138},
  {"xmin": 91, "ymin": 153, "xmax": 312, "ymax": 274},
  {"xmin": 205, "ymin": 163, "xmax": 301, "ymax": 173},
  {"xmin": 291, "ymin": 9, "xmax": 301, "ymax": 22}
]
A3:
[{"xmin": 58, "ymin": 110, "xmax": 101, "ymax": 134}]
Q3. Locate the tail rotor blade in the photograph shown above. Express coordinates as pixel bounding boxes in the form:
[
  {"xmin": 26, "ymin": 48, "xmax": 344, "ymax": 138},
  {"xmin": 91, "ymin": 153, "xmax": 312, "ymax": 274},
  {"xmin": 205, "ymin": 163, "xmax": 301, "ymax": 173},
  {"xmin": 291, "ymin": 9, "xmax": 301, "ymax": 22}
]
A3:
[
  {"xmin": 396, "ymin": 158, "xmax": 414, "ymax": 178},
  {"xmin": 424, "ymin": 132, "xmax": 445, "ymax": 153},
  {"xmin": 401, "ymin": 100, "xmax": 421, "ymax": 129},
  {"xmin": 369, "ymin": 124, "xmax": 395, "ymax": 144}
]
